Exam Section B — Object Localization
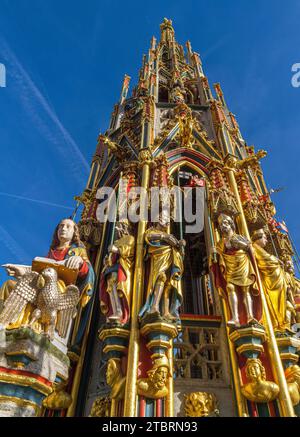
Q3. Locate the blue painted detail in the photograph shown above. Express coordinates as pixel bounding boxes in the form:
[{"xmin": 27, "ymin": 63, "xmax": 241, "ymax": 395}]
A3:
[
  {"xmin": 6, "ymin": 355, "xmax": 33, "ymax": 367},
  {"xmin": 154, "ymin": 125, "xmax": 179, "ymax": 156},
  {"xmin": 243, "ymin": 351, "xmax": 260, "ymax": 359},
  {"xmin": 145, "ymin": 398, "xmax": 154, "ymax": 417},
  {"xmin": 147, "ymin": 332, "xmax": 169, "ymax": 342},
  {"xmin": 105, "ymin": 336, "xmax": 128, "ymax": 347},
  {"xmin": 192, "ymin": 130, "xmax": 220, "ymax": 159},
  {"xmin": 277, "ymin": 344, "xmax": 298, "ymax": 355},
  {"xmin": 0, "ymin": 382, "xmax": 45, "ymax": 405},
  {"xmin": 151, "ymin": 347, "xmax": 167, "ymax": 356},
  {"xmin": 233, "ymin": 336, "xmax": 263, "ymax": 348}
]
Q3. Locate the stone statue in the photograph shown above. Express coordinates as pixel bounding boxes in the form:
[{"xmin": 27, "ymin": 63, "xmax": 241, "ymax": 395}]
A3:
[
  {"xmin": 241, "ymin": 358, "xmax": 279, "ymax": 403},
  {"xmin": 0, "ymin": 218, "xmax": 95, "ymax": 348},
  {"xmin": 211, "ymin": 213, "xmax": 260, "ymax": 328},
  {"xmin": 106, "ymin": 358, "xmax": 126, "ymax": 401},
  {"xmin": 252, "ymin": 229, "xmax": 295, "ymax": 332},
  {"xmin": 285, "ymin": 365, "xmax": 300, "ymax": 406},
  {"xmin": 184, "ymin": 392, "xmax": 219, "ymax": 417},
  {"xmin": 137, "ymin": 355, "xmax": 171, "ymax": 399},
  {"xmin": 139, "ymin": 212, "xmax": 185, "ymax": 322},
  {"xmin": 100, "ymin": 222, "xmax": 135, "ymax": 324}
]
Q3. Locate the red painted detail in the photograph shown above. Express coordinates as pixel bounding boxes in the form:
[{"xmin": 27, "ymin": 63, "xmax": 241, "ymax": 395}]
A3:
[
  {"xmin": 139, "ymin": 397, "xmax": 146, "ymax": 417},
  {"xmin": 138, "ymin": 337, "xmax": 153, "ymax": 378},
  {"xmin": 268, "ymin": 401, "xmax": 276, "ymax": 417},
  {"xmin": 0, "ymin": 367, "xmax": 52, "ymax": 386},
  {"xmin": 156, "ymin": 399, "xmax": 162, "ymax": 417},
  {"xmin": 250, "ymin": 401, "xmax": 258, "ymax": 417}
]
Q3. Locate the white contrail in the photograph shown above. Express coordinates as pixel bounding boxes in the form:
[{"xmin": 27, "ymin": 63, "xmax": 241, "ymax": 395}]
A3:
[
  {"xmin": 0, "ymin": 38, "xmax": 90, "ymax": 184},
  {"xmin": 201, "ymin": 35, "xmax": 232, "ymax": 61},
  {"xmin": 0, "ymin": 192, "xmax": 74, "ymax": 210},
  {"xmin": 0, "ymin": 225, "xmax": 31, "ymax": 263}
]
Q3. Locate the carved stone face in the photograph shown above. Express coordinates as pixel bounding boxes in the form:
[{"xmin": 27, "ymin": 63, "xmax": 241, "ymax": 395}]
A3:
[
  {"xmin": 286, "ymin": 260, "xmax": 295, "ymax": 275},
  {"xmin": 185, "ymin": 392, "xmax": 216, "ymax": 417},
  {"xmin": 192, "ymin": 393, "xmax": 213, "ymax": 416},
  {"xmin": 57, "ymin": 219, "xmax": 75, "ymax": 244},
  {"xmin": 291, "ymin": 368, "xmax": 300, "ymax": 384},
  {"xmin": 248, "ymin": 362, "xmax": 262, "ymax": 380},
  {"xmin": 152, "ymin": 366, "xmax": 169, "ymax": 389},
  {"xmin": 106, "ymin": 361, "xmax": 116, "ymax": 387},
  {"xmin": 255, "ymin": 231, "xmax": 268, "ymax": 249},
  {"xmin": 218, "ymin": 215, "xmax": 233, "ymax": 235}
]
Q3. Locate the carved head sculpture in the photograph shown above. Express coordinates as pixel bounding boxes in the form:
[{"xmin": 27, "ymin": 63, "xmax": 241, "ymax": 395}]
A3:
[
  {"xmin": 245, "ymin": 358, "xmax": 266, "ymax": 382},
  {"xmin": 50, "ymin": 218, "xmax": 82, "ymax": 249},
  {"xmin": 184, "ymin": 392, "xmax": 218, "ymax": 417},
  {"xmin": 147, "ymin": 355, "xmax": 171, "ymax": 389},
  {"xmin": 217, "ymin": 213, "xmax": 235, "ymax": 235},
  {"xmin": 285, "ymin": 365, "xmax": 300, "ymax": 385},
  {"xmin": 251, "ymin": 229, "xmax": 268, "ymax": 248},
  {"xmin": 285, "ymin": 259, "xmax": 295, "ymax": 275},
  {"xmin": 106, "ymin": 358, "xmax": 121, "ymax": 387}
]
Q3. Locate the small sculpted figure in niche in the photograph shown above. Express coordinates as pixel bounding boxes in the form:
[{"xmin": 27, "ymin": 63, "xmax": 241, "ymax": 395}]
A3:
[
  {"xmin": 100, "ymin": 222, "xmax": 135, "ymax": 325},
  {"xmin": 139, "ymin": 210, "xmax": 185, "ymax": 322},
  {"xmin": 211, "ymin": 214, "xmax": 260, "ymax": 328},
  {"xmin": 252, "ymin": 229, "xmax": 296, "ymax": 333}
]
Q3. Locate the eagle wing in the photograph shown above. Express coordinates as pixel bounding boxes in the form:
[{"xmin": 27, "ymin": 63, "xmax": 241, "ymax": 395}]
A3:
[
  {"xmin": 56, "ymin": 285, "xmax": 80, "ymax": 338},
  {"xmin": 0, "ymin": 272, "xmax": 39, "ymax": 327}
]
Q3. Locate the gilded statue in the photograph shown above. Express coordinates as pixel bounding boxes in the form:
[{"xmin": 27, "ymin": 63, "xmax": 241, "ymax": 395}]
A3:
[
  {"xmin": 252, "ymin": 229, "xmax": 295, "ymax": 332},
  {"xmin": 139, "ymin": 211, "xmax": 185, "ymax": 321},
  {"xmin": 211, "ymin": 214, "xmax": 260, "ymax": 328},
  {"xmin": 285, "ymin": 259, "xmax": 300, "ymax": 324},
  {"xmin": 184, "ymin": 392, "xmax": 219, "ymax": 417},
  {"xmin": 89, "ymin": 396, "xmax": 111, "ymax": 417},
  {"xmin": 106, "ymin": 358, "xmax": 126, "ymax": 401},
  {"xmin": 241, "ymin": 358, "xmax": 279, "ymax": 403},
  {"xmin": 0, "ymin": 219, "xmax": 95, "ymax": 347},
  {"xmin": 137, "ymin": 355, "xmax": 171, "ymax": 399},
  {"xmin": 285, "ymin": 365, "xmax": 300, "ymax": 406},
  {"xmin": 100, "ymin": 222, "xmax": 135, "ymax": 324},
  {"xmin": 42, "ymin": 381, "xmax": 72, "ymax": 410},
  {"xmin": 0, "ymin": 267, "xmax": 79, "ymax": 340}
]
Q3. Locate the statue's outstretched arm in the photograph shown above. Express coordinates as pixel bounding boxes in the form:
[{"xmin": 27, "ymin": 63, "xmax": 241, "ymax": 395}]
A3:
[{"xmin": 2, "ymin": 264, "xmax": 31, "ymax": 278}]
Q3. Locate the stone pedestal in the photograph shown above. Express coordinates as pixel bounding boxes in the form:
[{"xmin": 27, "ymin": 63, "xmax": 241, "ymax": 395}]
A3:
[{"xmin": 0, "ymin": 328, "xmax": 70, "ymax": 417}]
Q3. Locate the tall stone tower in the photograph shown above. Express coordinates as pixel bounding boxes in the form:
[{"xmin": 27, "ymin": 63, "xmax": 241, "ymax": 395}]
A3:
[{"xmin": 0, "ymin": 19, "xmax": 299, "ymax": 418}]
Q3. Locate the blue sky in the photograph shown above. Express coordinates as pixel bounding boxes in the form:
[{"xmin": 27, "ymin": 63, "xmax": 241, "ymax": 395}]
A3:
[{"xmin": 0, "ymin": 0, "xmax": 300, "ymax": 283}]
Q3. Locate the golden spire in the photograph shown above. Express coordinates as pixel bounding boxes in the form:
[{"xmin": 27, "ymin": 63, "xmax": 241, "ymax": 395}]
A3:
[{"xmin": 160, "ymin": 18, "xmax": 175, "ymax": 43}]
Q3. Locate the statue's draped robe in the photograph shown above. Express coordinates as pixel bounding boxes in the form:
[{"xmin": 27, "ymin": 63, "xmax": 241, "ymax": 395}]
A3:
[
  {"xmin": 139, "ymin": 228, "xmax": 184, "ymax": 320},
  {"xmin": 100, "ymin": 235, "xmax": 135, "ymax": 325},
  {"xmin": 253, "ymin": 243, "xmax": 289, "ymax": 331},
  {"xmin": 211, "ymin": 236, "xmax": 261, "ymax": 323},
  {"xmin": 0, "ymin": 243, "xmax": 95, "ymax": 349}
]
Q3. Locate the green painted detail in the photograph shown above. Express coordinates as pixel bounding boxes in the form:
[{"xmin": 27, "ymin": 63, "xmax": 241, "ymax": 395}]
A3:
[{"xmin": 5, "ymin": 328, "xmax": 70, "ymax": 367}]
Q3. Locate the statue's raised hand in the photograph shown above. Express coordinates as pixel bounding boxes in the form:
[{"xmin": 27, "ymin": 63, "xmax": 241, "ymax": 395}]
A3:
[{"xmin": 2, "ymin": 264, "xmax": 30, "ymax": 278}]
